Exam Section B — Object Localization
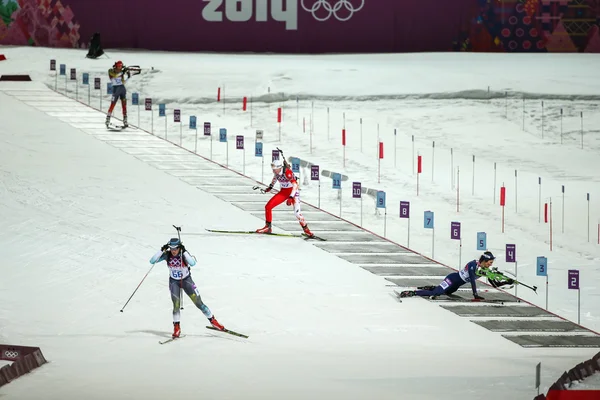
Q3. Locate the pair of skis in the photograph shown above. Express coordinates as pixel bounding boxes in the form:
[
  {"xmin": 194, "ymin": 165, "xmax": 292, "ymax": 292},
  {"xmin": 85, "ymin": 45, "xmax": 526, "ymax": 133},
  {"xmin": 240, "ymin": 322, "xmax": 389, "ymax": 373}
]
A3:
[
  {"xmin": 205, "ymin": 229, "xmax": 327, "ymax": 241},
  {"xmin": 107, "ymin": 123, "xmax": 129, "ymax": 131},
  {"xmin": 159, "ymin": 326, "xmax": 249, "ymax": 344},
  {"xmin": 393, "ymin": 290, "xmax": 509, "ymax": 304}
]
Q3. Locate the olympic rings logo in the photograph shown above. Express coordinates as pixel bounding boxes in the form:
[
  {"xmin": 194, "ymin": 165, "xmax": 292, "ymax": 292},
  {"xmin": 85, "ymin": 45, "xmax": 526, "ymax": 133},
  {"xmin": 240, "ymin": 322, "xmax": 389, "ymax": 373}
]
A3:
[
  {"xmin": 300, "ymin": 0, "xmax": 365, "ymax": 22},
  {"xmin": 3, "ymin": 350, "xmax": 19, "ymax": 359}
]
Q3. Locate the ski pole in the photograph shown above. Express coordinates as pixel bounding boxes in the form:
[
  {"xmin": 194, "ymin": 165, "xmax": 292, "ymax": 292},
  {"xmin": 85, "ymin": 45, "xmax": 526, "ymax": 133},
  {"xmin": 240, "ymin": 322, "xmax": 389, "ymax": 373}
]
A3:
[
  {"xmin": 120, "ymin": 261, "xmax": 159, "ymax": 312},
  {"xmin": 173, "ymin": 225, "xmax": 184, "ymax": 310},
  {"xmin": 252, "ymin": 186, "xmax": 266, "ymax": 194},
  {"xmin": 515, "ymin": 281, "xmax": 538, "ymax": 293}
]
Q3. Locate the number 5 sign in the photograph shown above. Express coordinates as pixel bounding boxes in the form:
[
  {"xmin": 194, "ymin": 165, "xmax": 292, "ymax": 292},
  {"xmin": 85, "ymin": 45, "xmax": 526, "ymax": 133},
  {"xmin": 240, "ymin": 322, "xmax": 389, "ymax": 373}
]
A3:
[
  {"xmin": 537, "ymin": 256, "xmax": 549, "ymax": 310},
  {"xmin": 476, "ymin": 232, "xmax": 487, "ymax": 250}
]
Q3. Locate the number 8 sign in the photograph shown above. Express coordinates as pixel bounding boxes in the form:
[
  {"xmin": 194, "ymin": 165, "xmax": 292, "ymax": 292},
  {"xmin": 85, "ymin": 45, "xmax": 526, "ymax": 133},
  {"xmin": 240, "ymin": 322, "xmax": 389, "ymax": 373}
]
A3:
[{"xmin": 399, "ymin": 201, "xmax": 410, "ymax": 218}]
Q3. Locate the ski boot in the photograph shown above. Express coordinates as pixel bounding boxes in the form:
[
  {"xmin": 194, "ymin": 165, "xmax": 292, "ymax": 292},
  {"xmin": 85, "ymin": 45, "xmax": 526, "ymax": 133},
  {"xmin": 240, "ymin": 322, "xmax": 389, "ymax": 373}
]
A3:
[
  {"xmin": 256, "ymin": 221, "xmax": 272, "ymax": 234},
  {"xmin": 122, "ymin": 115, "xmax": 128, "ymax": 128},
  {"xmin": 400, "ymin": 290, "xmax": 416, "ymax": 298},
  {"xmin": 105, "ymin": 115, "xmax": 111, "ymax": 127},
  {"xmin": 209, "ymin": 316, "xmax": 224, "ymax": 331},
  {"xmin": 172, "ymin": 321, "xmax": 181, "ymax": 338},
  {"xmin": 301, "ymin": 223, "xmax": 314, "ymax": 238}
]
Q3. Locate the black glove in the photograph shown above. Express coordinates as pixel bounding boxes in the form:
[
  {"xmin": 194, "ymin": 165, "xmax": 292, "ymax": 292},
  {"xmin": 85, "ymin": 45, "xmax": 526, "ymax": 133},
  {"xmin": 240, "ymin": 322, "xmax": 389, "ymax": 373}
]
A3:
[
  {"xmin": 179, "ymin": 244, "xmax": 186, "ymax": 253},
  {"xmin": 126, "ymin": 71, "xmax": 131, "ymax": 78},
  {"xmin": 264, "ymin": 184, "xmax": 273, "ymax": 193},
  {"xmin": 161, "ymin": 244, "xmax": 169, "ymax": 252},
  {"xmin": 473, "ymin": 293, "xmax": 485, "ymax": 300}
]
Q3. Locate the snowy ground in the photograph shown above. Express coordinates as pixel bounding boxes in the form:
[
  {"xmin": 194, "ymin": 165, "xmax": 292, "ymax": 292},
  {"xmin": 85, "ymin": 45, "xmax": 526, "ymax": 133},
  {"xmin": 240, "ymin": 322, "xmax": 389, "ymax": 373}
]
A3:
[{"xmin": 0, "ymin": 46, "xmax": 599, "ymax": 399}]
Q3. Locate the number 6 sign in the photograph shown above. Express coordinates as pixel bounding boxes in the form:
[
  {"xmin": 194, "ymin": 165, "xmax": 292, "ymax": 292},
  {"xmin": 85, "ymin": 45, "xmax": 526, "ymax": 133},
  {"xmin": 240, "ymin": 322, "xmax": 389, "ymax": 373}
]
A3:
[{"xmin": 450, "ymin": 222, "xmax": 461, "ymax": 240}]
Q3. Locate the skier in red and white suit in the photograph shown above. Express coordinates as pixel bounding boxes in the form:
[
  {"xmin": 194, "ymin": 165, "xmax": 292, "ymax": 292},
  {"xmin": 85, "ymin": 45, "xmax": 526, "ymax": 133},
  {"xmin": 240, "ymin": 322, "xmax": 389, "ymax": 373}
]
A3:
[{"xmin": 256, "ymin": 158, "xmax": 314, "ymax": 237}]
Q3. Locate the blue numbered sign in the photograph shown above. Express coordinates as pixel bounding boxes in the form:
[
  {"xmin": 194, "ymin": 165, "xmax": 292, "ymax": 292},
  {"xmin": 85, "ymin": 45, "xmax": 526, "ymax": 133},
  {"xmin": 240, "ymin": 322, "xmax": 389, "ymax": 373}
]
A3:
[
  {"xmin": 59, "ymin": 64, "xmax": 66, "ymax": 75},
  {"xmin": 255, "ymin": 142, "xmax": 263, "ymax": 157},
  {"xmin": 106, "ymin": 82, "xmax": 113, "ymax": 95},
  {"xmin": 332, "ymin": 173, "xmax": 341, "ymax": 189},
  {"xmin": 536, "ymin": 256, "xmax": 548, "ymax": 277},
  {"xmin": 132, "ymin": 92, "xmax": 139, "ymax": 105},
  {"xmin": 219, "ymin": 128, "xmax": 227, "ymax": 143},
  {"xmin": 376, "ymin": 191, "xmax": 386, "ymax": 209},
  {"xmin": 82, "ymin": 73, "xmax": 89, "ymax": 85},
  {"xmin": 159, "ymin": 104, "xmax": 166, "ymax": 117},
  {"xmin": 189, "ymin": 116, "xmax": 197, "ymax": 130},
  {"xmin": 290, "ymin": 157, "xmax": 300, "ymax": 173},
  {"xmin": 477, "ymin": 232, "xmax": 487, "ymax": 250},
  {"xmin": 424, "ymin": 211, "xmax": 434, "ymax": 229}
]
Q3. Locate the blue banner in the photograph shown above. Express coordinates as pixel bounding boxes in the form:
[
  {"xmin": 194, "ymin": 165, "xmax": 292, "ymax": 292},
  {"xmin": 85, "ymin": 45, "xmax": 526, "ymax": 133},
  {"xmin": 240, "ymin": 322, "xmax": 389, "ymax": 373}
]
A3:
[
  {"xmin": 536, "ymin": 256, "xmax": 548, "ymax": 277},
  {"xmin": 376, "ymin": 191, "xmax": 386, "ymax": 208},
  {"xmin": 423, "ymin": 211, "xmax": 434, "ymax": 229},
  {"xmin": 290, "ymin": 157, "xmax": 300, "ymax": 173},
  {"xmin": 332, "ymin": 173, "xmax": 341, "ymax": 189},
  {"xmin": 255, "ymin": 142, "xmax": 263, "ymax": 157},
  {"xmin": 476, "ymin": 232, "xmax": 487, "ymax": 250}
]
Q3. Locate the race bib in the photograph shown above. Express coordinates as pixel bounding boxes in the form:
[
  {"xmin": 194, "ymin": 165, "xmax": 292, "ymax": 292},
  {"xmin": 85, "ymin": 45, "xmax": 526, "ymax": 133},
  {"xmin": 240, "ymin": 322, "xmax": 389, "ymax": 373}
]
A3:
[{"xmin": 440, "ymin": 278, "xmax": 452, "ymax": 290}]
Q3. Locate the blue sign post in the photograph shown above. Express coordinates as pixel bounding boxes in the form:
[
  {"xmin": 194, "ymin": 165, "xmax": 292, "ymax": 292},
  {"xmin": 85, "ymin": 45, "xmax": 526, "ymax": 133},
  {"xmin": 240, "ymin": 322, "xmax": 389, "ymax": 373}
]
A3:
[
  {"xmin": 82, "ymin": 73, "xmax": 90, "ymax": 104},
  {"xmin": 537, "ymin": 256, "xmax": 549, "ymax": 310},
  {"xmin": 158, "ymin": 104, "xmax": 167, "ymax": 139},
  {"xmin": 424, "ymin": 211, "xmax": 435, "ymax": 258},
  {"xmin": 332, "ymin": 173, "xmax": 342, "ymax": 217},
  {"xmin": 220, "ymin": 128, "xmax": 229, "ymax": 166},
  {"xmin": 189, "ymin": 116, "xmax": 198, "ymax": 152},
  {"xmin": 377, "ymin": 191, "xmax": 388, "ymax": 237},
  {"xmin": 255, "ymin": 141, "xmax": 264, "ymax": 182}
]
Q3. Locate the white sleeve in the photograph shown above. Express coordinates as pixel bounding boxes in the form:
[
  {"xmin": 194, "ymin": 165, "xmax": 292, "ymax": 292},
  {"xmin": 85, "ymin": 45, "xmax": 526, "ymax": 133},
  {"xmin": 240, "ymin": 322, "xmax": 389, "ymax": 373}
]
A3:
[{"xmin": 183, "ymin": 251, "xmax": 196, "ymax": 267}]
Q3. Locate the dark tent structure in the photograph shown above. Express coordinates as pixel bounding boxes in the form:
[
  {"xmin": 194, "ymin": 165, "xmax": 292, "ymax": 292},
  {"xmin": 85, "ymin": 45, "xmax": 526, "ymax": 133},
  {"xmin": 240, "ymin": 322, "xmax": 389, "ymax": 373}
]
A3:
[{"xmin": 86, "ymin": 33, "xmax": 104, "ymax": 59}]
